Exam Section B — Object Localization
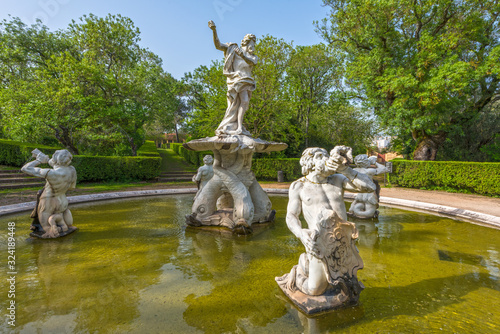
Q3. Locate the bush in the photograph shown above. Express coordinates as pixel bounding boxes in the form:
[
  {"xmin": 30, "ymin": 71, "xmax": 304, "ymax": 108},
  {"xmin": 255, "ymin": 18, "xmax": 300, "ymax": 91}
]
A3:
[
  {"xmin": 72, "ymin": 155, "xmax": 161, "ymax": 182},
  {"xmin": 171, "ymin": 143, "xmax": 182, "ymax": 155},
  {"xmin": 0, "ymin": 139, "xmax": 61, "ymax": 166},
  {"xmin": 387, "ymin": 160, "xmax": 500, "ymax": 196},
  {"xmin": 253, "ymin": 158, "xmax": 301, "ymax": 181},
  {"xmin": 137, "ymin": 140, "xmax": 159, "ymax": 157},
  {"xmin": 0, "ymin": 139, "xmax": 161, "ymax": 181}
]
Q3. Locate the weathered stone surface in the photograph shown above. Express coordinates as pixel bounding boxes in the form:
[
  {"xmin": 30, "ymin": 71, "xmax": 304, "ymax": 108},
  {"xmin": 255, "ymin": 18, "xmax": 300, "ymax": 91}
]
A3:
[
  {"xmin": 348, "ymin": 154, "xmax": 390, "ymax": 219},
  {"xmin": 184, "ymin": 22, "xmax": 287, "ymax": 234},
  {"xmin": 21, "ymin": 149, "xmax": 77, "ymax": 239},
  {"xmin": 276, "ymin": 146, "xmax": 374, "ymax": 314}
]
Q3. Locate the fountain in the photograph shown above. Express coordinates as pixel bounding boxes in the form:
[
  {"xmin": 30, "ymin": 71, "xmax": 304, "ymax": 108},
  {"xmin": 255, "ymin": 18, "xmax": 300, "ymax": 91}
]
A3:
[
  {"xmin": 0, "ymin": 195, "xmax": 499, "ymax": 333},
  {"xmin": 184, "ymin": 20, "xmax": 287, "ymax": 234}
]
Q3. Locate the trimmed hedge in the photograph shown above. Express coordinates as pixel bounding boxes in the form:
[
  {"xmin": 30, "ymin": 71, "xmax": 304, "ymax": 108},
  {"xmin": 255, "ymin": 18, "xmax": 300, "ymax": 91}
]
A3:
[
  {"xmin": 0, "ymin": 139, "xmax": 161, "ymax": 182},
  {"xmin": 253, "ymin": 158, "xmax": 301, "ymax": 181},
  {"xmin": 173, "ymin": 143, "xmax": 212, "ymax": 167},
  {"xmin": 137, "ymin": 140, "xmax": 160, "ymax": 157},
  {"xmin": 0, "ymin": 139, "xmax": 61, "ymax": 167},
  {"xmin": 387, "ymin": 160, "xmax": 500, "ymax": 196},
  {"xmin": 72, "ymin": 155, "xmax": 161, "ymax": 182}
]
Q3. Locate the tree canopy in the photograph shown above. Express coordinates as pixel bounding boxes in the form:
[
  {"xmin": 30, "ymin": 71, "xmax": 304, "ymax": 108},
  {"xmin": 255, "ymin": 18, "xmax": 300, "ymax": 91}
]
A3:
[
  {"xmin": 0, "ymin": 14, "xmax": 180, "ymax": 156},
  {"xmin": 183, "ymin": 35, "xmax": 377, "ymax": 157},
  {"xmin": 316, "ymin": 0, "xmax": 500, "ymax": 161}
]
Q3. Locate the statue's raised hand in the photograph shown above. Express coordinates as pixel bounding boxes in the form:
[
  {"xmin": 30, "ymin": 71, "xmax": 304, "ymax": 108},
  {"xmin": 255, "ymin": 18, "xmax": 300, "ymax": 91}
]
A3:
[{"xmin": 208, "ymin": 20, "xmax": 216, "ymax": 31}]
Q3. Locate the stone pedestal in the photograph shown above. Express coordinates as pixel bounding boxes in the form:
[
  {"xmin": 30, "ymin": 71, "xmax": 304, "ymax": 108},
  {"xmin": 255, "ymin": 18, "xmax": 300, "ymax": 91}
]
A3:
[{"xmin": 184, "ymin": 135, "xmax": 286, "ymax": 235}]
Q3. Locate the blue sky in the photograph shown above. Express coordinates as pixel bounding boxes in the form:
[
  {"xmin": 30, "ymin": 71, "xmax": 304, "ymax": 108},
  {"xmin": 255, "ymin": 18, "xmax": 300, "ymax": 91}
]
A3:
[{"xmin": 1, "ymin": 0, "xmax": 331, "ymax": 79}]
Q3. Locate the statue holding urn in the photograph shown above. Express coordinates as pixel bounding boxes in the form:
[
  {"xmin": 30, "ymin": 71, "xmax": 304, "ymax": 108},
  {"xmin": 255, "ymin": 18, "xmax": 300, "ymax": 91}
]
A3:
[
  {"xmin": 276, "ymin": 146, "xmax": 376, "ymax": 314},
  {"xmin": 21, "ymin": 149, "xmax": 78, "ymax": 238}
]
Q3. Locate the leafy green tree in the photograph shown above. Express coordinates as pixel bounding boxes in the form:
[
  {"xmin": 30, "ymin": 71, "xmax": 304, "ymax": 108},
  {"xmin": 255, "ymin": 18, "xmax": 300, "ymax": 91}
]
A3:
[
  {"xmin": 316, "ymin": 0, "xmax": 500, "ymax": 160},
  {"xmin": 183, "ymin": 60, "xmax": 227, "ymax": 139},
  {"xmin": 310, "ymin": 99, "xmax": 378, "ymax": 155},
  {"xmin": 0, "ymin": 15, "xmax": 178, "ymax": 156},
  {"xmin": 287, "ymin": 43, "xmax": 341, "ymax": 147}
]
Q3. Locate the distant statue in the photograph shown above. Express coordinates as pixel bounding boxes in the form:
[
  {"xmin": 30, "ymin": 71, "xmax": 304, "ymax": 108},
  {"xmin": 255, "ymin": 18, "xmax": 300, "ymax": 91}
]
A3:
[
  {"xmin": 208, "ymin": 20, "xmax": 258, "ymax": 137},
  {"xmin": 192, "ymin": 155, "xmax": 214, "ymax": 200},
  {"xmin": 348, "ymin": 154, "xmax": 390, "ymax": 219},
  {"xmin": 21, "ymin": 149, "xmax": 77, "ymax": 238},
  {"xmin": 275, "ymin": 146, "xmax": 376, "ymax": 314}
]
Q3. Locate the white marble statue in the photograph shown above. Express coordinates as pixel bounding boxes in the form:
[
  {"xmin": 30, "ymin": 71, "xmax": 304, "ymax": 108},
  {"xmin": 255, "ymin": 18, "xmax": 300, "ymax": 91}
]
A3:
[
  {"xmin": 209, "ymin": 20, "xmax": 258, "ymax": 137},
  {"xmin": 192, "ymin": 155, "xmax": 214, "ymax": 201},
  {"xmin": 21, "ymin": 149, "xmax": 77, "ymax": 238},
  {"xmin": 184, "ymin": 21, "xmax": 286, "ymax": 235},
  {"xmin": 348, "ymin": 154, "xmax": 390, "ymax": 219},
  {"xmin": 275, "ymin": 146, "xmax": 376, "ymax": 314}
]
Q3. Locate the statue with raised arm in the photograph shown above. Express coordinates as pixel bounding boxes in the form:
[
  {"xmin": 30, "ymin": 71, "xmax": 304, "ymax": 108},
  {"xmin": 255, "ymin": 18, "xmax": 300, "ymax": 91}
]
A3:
[
  {"xmin": 275, "ymin": 146, "xmax": 375, "ymax": 314},
  {"xmin": 208, "ymin": 20, "xmax": 258, "ymax": 136},
  {"xmin": 348, "ymin": 154, "xmax": 390, "ymax": 219},
  {"xmin": 183, "ymin": 21, "xmax": 286, "ymax": 235},
  {"xmin": 21, "ymin": 149, "xmax": 77, "ymax": 238}
]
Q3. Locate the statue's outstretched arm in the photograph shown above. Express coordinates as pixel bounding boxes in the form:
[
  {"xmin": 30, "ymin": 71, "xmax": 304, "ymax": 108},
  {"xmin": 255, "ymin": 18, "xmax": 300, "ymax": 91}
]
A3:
[
  {"xmin": 341, "ymin": 167, "xmax": 376, "ymax": 193},
  {"xmin": 208, "ymin": 20, "xmax": 228, "ymax": 52},
  {"xmin": 21, "ymin": 159, "xmax": 49, "ymax": 179}
]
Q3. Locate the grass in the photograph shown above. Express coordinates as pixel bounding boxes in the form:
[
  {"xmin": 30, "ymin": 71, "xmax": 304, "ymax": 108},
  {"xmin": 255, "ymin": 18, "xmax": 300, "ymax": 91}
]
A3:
[{"xmin": 157, "ymin": 148, "xmax": 197, "ymax": 172}]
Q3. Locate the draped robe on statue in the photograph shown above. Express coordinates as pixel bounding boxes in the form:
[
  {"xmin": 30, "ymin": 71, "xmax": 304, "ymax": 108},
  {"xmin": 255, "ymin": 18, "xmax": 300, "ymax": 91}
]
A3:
[{"xmin": 216, "ymin": 43, "xmax": 256, "ymax": 136}]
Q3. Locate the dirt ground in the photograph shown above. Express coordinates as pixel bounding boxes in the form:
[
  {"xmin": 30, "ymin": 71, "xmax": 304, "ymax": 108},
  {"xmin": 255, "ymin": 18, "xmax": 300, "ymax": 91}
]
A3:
[{"xmin": 1, "ymin": 182, "xmax": 499, "ymax": 217}]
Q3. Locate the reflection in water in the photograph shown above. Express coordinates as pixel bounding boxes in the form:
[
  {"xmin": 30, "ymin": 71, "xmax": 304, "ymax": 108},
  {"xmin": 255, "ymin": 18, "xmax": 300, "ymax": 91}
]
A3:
[{"xmin": 0, "ymin": 195, "xmax": 499, "ymax": 333}]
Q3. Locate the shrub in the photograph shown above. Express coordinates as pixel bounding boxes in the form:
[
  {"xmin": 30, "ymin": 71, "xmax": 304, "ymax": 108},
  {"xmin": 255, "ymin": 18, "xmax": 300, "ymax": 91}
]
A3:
[
  {"xmin": 72, "ymin": 155, "xmax": 161, "ymax": 182},
  {"xmin": 0, "ymin": 139, "xmax": 61, "ymax": 167},
  {"xmin": 252, "ymin": 158, "xmax": 301, "ymax": 181},
  {"xmin": 171, "ymin": 143, "xmax": 182, "ymax": 155},
  {"xmin": 387, "ymin": 160, "xmax": 500, "ymax": 196},
  {"xmin": 0, "ymin": 139, "xmax": 161, "ymax": 181},
  {"xmin": 137, "ymin": 140, "xmax": 159, "ymax": 157}
]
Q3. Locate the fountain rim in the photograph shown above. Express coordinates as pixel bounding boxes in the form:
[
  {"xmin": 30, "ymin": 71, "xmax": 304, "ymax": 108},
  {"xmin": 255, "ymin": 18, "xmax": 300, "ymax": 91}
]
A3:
[{"xmin": 0, "ymin": 188, "xmax": 498, "ymax": 229}]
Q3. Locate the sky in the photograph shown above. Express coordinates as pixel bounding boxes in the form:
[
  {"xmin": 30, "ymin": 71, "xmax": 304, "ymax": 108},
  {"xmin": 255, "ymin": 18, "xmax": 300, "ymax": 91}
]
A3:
[{"xmin": 0, "ymin": 0, "xmax": 332, "ymax": 79}]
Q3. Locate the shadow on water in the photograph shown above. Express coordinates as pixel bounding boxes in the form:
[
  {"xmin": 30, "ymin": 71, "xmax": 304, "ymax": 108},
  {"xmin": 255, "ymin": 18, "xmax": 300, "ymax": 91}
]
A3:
[{"xmin": 273, "ymin": 272, "xmax": 500, "ymax": 334}]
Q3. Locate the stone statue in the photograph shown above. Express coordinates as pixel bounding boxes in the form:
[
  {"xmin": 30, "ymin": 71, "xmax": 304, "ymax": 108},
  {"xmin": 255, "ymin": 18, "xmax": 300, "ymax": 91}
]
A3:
[
  {"xmin": 208, "ymin": 20, "xmax": 258, "ymax": 136},
  {"xmin": 184, "ymin": 21, "xmax": 287, "ymax": 235},
  {"xmin": 192, "ymin": 155, "xmax": 214, "ymax": 201},
  {"xmin": 275, "ymin": 146, "xmax": 376, "ymax": 314},
  {"xmin": 21, "ymin": 149, "xmax": 77, "ymax": 238},
  {"xmin": 348, "ymin": 154, "xmax": 390, "ymax": 219}
]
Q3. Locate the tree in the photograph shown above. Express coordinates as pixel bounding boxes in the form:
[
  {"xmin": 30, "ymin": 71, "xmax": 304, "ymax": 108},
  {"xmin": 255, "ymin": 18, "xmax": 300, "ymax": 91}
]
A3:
[
  {"xmin": 0, "ymin": 15, "xmax": 177, "ymax": 156},
  {"xmin": 316, "ymin": 0, "xmax": 500, "ymax": 160},
  {"xmin": 287, "ymin": 44, "xmax": 341, "ymax": 147}
]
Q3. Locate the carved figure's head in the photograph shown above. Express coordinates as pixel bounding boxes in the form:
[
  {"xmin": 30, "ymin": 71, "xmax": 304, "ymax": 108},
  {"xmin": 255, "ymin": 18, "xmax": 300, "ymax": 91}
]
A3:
[
  {"xmin": 203, "ymin": 155, "xmax": 214, "ymax": 165},
  {"xmin": 49, "ymin": 150, "xmax": 73, "ymax": 167},
  {"xmin": 241, "ymin": 34, "xmax": 256, "ymax": 54},
  {"xmin": 354, "ymin": 154, "xmax": 371, "ymax": 168},
  {"xmin": 300, "ymin": 147, "xmax": 329, "ymax": 175}
]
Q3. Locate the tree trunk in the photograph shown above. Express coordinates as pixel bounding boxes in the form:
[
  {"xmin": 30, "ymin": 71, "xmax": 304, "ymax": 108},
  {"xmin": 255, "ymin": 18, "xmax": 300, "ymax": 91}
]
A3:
[
  {"xmin": 53, "ymin": 126, "xmax": 79, "ymax": 155},
  {"xmin": 305, "ymin": 106, "xmax": 310, "ymax": 148},
  {"xmin": 174, "ymin": 119, "xmax": 180, "ymax": 143},
  {"xmin": 412, "ymin": 132, "xmax": 447, "ymax": 161}
]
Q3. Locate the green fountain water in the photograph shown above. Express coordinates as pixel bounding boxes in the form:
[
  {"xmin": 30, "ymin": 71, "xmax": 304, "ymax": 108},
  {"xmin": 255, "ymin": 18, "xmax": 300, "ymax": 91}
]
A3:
[{"xmin": 0, "ymin": 195, "xmax": 499, "ymax": 333}]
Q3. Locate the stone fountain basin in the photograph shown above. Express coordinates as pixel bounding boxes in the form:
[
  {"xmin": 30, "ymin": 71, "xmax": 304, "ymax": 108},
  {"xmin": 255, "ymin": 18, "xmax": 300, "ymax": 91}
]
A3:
[{"xmin": 0, "ymin": 194, "xmax": 499, "ymax": 333}]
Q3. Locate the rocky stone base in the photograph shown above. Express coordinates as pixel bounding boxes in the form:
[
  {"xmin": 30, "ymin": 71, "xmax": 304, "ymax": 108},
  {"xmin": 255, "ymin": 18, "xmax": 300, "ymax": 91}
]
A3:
[
  {"xmin": 186, "ymin": 209, "xmax": 276, "ymax": 235},
  {"xmin": 275, "ymin": 272, "xmax": 363, "ymax": 315},
  {"xmin": 29, "ymin": 225, "xmax": 78, "ymax": 239}
]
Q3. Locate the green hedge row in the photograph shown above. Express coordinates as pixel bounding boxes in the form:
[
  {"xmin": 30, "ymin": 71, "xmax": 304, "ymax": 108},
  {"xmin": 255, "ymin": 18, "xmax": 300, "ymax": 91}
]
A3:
[
  {"xmin": 388, "ymin": 160, "xmax": 500, "ymax": 196},
  {"xmin": 252, "ymin": 158, "xmax": 301, "ymax": 181},
  {"xmin": 173, "ymin": 143, "xmax": 212, "ymax": 167},
  {"xmin": 72, "ymin": 156, "xmax": 161, "ymax": 182},
  {"xmin": 0, "ymin": 139, "xmax": 161, "ymax": 182},
  {"xmin": 0, "ymin": 139, "xmax": 61, "ymax": 166},
  {"xmin": 137, "ymin": 140, "xmax": 160, "ymax": 157}
]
